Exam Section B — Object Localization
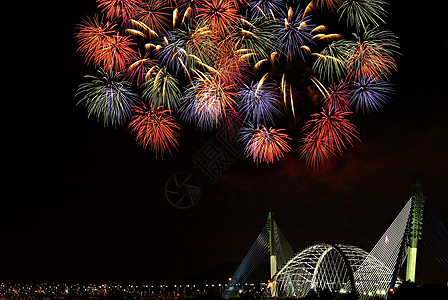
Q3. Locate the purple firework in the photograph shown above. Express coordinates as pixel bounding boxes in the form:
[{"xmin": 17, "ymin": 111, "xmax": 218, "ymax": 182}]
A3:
[
  {"xmin": 249, "ymin": 0, "xmax": 284, "ymax": 18},
  {"xmin": 237, "ymin": 80, "xmax": 282, "ymax": 125},
  {"xmin": 323, "ymin": 81, "xmax": 351, "ymax": 112},
  {"xmin": 274, "ymin": 6, "xmax": 316, "ymax": 61},
  {"xmin": 350, "ymin": 76, "xmax": 395, "ymax": 114}
]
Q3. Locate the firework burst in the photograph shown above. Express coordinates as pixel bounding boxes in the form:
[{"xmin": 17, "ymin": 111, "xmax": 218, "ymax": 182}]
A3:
[
  {"xmin": 96, "ymin": 34, "xmax": 137, "ymax": 72},
  {"xmin": 96, "ymin": 0, "xmax": 141, "ymax": 24},
  {"xmin": 155, "ymin": 31, "xmax": 189, "ymax": 76},
  {"xmin": 350, "ymin": 76, "xmax": 395, "ymax": 114},
  {"xmin": 230, "ymin": 17, "xmax": 277, "ymax": 64},
  {"xmin": 237, "ymin": 80, "xmax": 281, "ymax": 125},
  {"xmin": 76, "ymin": 15, "xmax": 117, "ymax": 67},
  {"xmin": 175, "ymin": 0, "xmax": 203, "ymax": 18},
  {"xmin": 213, "ymin": 46, "xmax": 254, "ymax": 89},
  {"xmin": 298, "ymin": 134, "xmax": 338, "ymax": 170},
  {"xmin": 314, "ymin": 0, "xmax": 343, "ymax": 13},
  {"xmin": 124, "ymin": 50, "xmax": 159, "ymax": 87},
  {"xmin": 274, "ymin": 6, "xmax": 317, "ymax": 61},
  {"xmin": 345, "ymin": 28, "xmax": 400, "ymax": 81},
  {"xmin": 338, "ymin": 0, "xmax": 389, "ymax": 32},
  {"xmin": 169, "ymin": 23, "xmax": 221, "ymax": 71},
  {"xmin": 142, "ymin": 67, "xmax": 182, "ymax": 111},
  {"xmin": 76, "ymin": 69, "xmax": 141, "ymax": 127},
  {"xmin": 75, "ymin": 0, "xmax": 400, "ymax": 166},
  {"xmin": 299, "ymin": 108, "xmax": 359, "ymax": 169},
  {"xmin": 179, "ymin": 72, "xmax": 236, "ymax": 130},
  {"xmin": 239, "ymin": 124, "xmax": 291, "ymax": 165},
  {"xmin": 129, "ymin": 102, "xmax": 181, "ymax": 157},
  {"xmin": 249, "ymin": 0, "xmax": 284, "ymax": 18},
  {"xmin": 135, "ymin": 0, "xmax": 172, "ymax": 34},
  {"xmin": 322, "ymin": 81, "xmax": 351, "ymax": 112},
  {"xmin": 197, "ymin": 0, "xmax": 240, "ymax": 37},
  {"xmin": 312, "ymin": 38, "xmax": 348, "ymax": 83}
]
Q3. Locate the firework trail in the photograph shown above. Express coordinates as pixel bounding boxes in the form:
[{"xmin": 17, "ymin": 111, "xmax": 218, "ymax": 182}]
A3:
[{"xmin": 75, "ymin": 0, "xmax": 400, "ymax": 167}]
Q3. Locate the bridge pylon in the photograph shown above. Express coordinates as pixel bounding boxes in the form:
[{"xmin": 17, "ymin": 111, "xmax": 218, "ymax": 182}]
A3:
[
  {"xmin": 405, "ymin": 179, "xmax": 425, "ymax": 282},
  {"xmin": 267, "ymin": 212, "xmax": 277, "ymax": 279}
]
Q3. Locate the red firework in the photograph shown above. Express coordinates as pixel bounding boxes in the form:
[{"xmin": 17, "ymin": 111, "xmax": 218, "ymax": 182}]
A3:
[
  {"xmin": 197, "ymin": 0, "xmax": 239, "ymax": 36},
  {"xmin": 298, "ymin": 134, "xmax": 337, "ymax": 170},
  {"xmin": 76, "ymin": 16, "xmax": 117, "ymax": 66},
  {"xmin": 96, "ymin": 0, "xmax": 141, "ymax": 24},
  {"xmin": 245, "ymin": 126, "xmax": 291, "ymax": 165},
  {"xmin": 129, "ymin": 102, "xmax": 181, "ymax": 158},
  {"xmin": 345, "ymin": 40, "xmax": 397, "ymax": 81},
  {"xmin": 96, "ymin": 34, "xmax": 137, "ymax": 72},
  {"xmin": 313, "ymin": 0, "xmax": 343, "ymax": 13},
  {"xmin": 323, "ymin": 81, "xmax": 351, "ymax": 112},
  {"xmin": 299, "ymin": 108, "xmax": 359, "ymax": 169},
  {"xmin": 214, "ymin": 48, "xmax": 253, "ymax": 89}
]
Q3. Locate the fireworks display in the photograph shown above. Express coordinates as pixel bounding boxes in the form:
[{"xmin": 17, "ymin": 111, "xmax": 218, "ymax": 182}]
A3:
[{"xmin": 75, "ymin": 0, "xmax": 400, "ymax": 169}]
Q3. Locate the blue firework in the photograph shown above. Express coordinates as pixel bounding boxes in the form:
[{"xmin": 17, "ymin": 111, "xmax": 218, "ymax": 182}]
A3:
[
  {"xmin": 237, "ymin": 80, "xmax": 282, "ymax": 125},
  {"xmin": 350, "ymin": 76, "xmax": 395, "ymax": 114},
  {"xmin": 274, "ymin": 6, "xmax": 316, "ymax": 61},
  {"xmin": 76, "ymin": 69, "xmax": 141, "ymax": 127},
  {"xmin": 155, "ymin": 31, "xmax": 188, "ymax": 76},
  {"xmin": 249, "ymin": 0, "xmax": 285, "ymax": 18}
]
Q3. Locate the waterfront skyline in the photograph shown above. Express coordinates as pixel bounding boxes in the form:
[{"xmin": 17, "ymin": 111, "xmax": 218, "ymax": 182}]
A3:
[{"xmin": 4, "ymin": 0, "xmax": 448, "ymax": 285}]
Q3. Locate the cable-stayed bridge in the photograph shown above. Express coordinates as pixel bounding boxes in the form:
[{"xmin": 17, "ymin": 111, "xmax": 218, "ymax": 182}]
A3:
[{"xmin": 225, "ymin": 180, "xmax": 448, "ymax": 299}]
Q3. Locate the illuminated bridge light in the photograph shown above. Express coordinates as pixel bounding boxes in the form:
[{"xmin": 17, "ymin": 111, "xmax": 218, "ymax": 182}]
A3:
[{"xmin": 272, "ymin": 243, "xmax": 402, "ymax": 299}]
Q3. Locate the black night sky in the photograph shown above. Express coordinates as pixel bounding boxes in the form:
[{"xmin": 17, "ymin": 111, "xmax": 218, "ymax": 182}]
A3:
[{"xmin": 4, "ymin": 0, "xmax": 448, "ymax": 285}]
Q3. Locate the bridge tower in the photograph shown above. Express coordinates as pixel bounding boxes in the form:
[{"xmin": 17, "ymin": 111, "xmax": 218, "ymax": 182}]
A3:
[
  {"xmin": 267, "ymin": 212, "xmax": 277, "ymax": 278},
  {"xmin": 406, "ymin": 180, "xmax": 425, "ymax": 282}
]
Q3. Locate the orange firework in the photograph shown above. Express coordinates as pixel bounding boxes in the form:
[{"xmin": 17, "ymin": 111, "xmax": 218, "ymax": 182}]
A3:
[
  {"xmin": 299, "ymin": 108, "xmax": 359, "ymax": 169},
  {"xmin": 197, "ymin": 0, "xmax": 239, "ymax": 37},
  {"xmin": 135, "ymin": 0, "xmax": 172, "ymax": 34},
  {"xmin": 239, "ymin": 125, "xmax": 291, "ymax": 165},
  {"xmin": 213, "ymin": 49, "xmax": 253, "ymax": 89},
  {"xmin": 129, "ymin": 102, "xmax": 181, "ymax": 158},
  {"xmin": 76, "ymin": 15, "xmax": 117, "ymax": 66},
  {"xmin": 96, "ymin": 0, "xmax": 141, "ymax": 24},
  {"xmin": 96, "ymin": 34, "xmax": 137, "ymax": 73},
  {"xmin": 298, "ymin": 134, "xmax": 337, "ymax": 170}
]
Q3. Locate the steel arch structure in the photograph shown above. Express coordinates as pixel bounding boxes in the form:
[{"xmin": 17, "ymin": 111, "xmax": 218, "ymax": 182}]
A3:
[{"xmin": 272, "ymin": 243, "xmax": 397, "ymax": 298}]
